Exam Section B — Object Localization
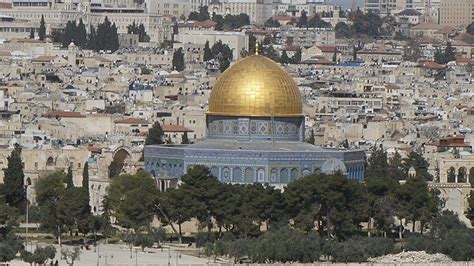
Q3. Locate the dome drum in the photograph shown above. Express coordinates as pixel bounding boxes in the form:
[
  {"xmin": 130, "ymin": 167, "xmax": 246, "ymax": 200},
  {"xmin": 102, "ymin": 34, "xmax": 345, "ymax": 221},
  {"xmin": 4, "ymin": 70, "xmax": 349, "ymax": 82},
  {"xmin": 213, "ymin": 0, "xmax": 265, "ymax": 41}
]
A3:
[{"xmin": 206, "ymin": 115, "xmax": 305, "ymax": 142}]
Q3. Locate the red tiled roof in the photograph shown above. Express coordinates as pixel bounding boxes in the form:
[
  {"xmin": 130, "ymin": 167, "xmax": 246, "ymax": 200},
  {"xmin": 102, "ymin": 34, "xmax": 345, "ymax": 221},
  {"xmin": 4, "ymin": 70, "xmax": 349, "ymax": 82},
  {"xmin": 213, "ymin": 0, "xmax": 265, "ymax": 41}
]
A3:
[
  {"xmin": 0, "ymin": 3, "xmax": 12, "ymax": 8},
  {"xmin": 281, "ymin": 45, "xmax": 301, "ymax": 52},
  {"xmin": 32, "ymin": 55, "xmax": 56, "ymax": 63},
  {"xmin": 115, "ymin": 118, "xmax": 149, "ymax": 125},
  {"xmin": 317, "ymin": 46, "xmax": 337, "ymax": 53},
  {"xmin": 420, "ymin": 61, "xmax": 445, "ymax": 70},
  {"xmin": 162, "ymin": 124, "xmax": 193, "ymax": 132},
  {"xmin": 43, "ymin": 111, "xmax": 85, "ymax": 118},
  {"xmin": 272, "ymin": 15, "xmax": 295, "ymax": 21}
]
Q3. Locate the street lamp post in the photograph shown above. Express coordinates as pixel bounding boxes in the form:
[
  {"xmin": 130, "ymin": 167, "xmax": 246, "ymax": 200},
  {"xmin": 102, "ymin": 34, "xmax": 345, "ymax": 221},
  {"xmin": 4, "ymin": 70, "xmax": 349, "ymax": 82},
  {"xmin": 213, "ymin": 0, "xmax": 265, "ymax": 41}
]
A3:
[{"xmin": 24, "ymin": 178, "xmax": 31, "ymax": 251}]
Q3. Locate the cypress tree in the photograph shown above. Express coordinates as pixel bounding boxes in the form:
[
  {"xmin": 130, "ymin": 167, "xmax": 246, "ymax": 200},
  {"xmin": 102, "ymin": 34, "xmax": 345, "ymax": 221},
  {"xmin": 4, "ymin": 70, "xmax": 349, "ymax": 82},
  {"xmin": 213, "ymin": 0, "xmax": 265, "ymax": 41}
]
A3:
[
  {"xmin": 38, "ymin": 15, "xmax": 46, "ymax": 41},
  {"xmin": 110, "ymin": 22, "xmax": 120, "ymax": 52},
  {"xmin": 3, "ymin": 143, "xmax": 26, "ymax": 210},
  {"xmin": 66, "ymin": 166, "xmax": 74, "ymax": 189},
  {"xmin": 138, "ymin": 23, "xmax": 150, "ymax": 42},
  {"xmin": 181, "ymin": 132, "xmax": 189, "ymax": 144},
  {"xmin": 280, "ymin": 51, "xmax": 290, "ymax": 64},
  {"xmin": 172, "ymin": 48, "xmax": 185, "ymax": 71},
  {"xmin": 29, "ymin": 28, "xmax": 35, "ymax": 39},
  {"xmin": 82, "ymin": 162, "xmax": 89, "ymax": 191},
  {"xmin": 76, "ymin": 18, "xmax": 87, "ymax": 48},
  {"xmin": 145, "ymin": 122, "xmax": 165, "ymax": 145},
  {"xmin": 87, "ymin": 25, "xmax": 97, "ymax": 51},
  {"xmin": 203, "ymin": 41, "xmax": 212, "ymax": 61}
]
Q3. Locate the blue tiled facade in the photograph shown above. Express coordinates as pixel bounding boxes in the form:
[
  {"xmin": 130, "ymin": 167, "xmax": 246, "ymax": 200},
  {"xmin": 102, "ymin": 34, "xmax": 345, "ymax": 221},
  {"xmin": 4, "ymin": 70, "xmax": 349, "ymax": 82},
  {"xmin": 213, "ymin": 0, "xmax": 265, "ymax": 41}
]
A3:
[{"xmin": 144, "ymin": 114, "xmax": 366, "ymax": 184}]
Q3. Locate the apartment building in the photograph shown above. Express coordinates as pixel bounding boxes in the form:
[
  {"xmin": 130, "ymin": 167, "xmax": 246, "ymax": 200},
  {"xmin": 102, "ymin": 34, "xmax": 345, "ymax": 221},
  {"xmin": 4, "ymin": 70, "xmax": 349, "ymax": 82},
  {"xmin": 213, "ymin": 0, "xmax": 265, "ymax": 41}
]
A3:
[{"xmin": 439, "ymin": 0, "xmax": 474, "ymax": 28}]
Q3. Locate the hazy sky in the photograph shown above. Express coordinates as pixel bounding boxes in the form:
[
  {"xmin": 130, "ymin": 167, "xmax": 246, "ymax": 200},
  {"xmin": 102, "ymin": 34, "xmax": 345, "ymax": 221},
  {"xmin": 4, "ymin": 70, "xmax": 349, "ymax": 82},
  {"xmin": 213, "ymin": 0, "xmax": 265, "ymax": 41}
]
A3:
[{"xmin": 327, "ymin": 0, "xmax": 364, "ymax": 9}]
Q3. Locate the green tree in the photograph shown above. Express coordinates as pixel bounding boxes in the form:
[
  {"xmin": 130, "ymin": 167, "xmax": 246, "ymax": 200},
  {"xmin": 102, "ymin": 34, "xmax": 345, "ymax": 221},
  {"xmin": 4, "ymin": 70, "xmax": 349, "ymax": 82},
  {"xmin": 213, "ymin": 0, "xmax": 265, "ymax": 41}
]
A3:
[
  {"xmin": 66, "ymin": 166, "xmax": 74, "ymax": 189},
  {"xmin": 29, "ymin": 28, "xmax": 35, "ymax": 39},
  {"xmin": 188, "ymin": 11, "xmax": 199, "ymax": 21},
  {"xmin": 39, "ymin": 15, "xmax": 46, "ymax": 41},
  {"xmin": 264, "ymin": 18, "xmax": 280, "ymax": 27},
  {"xmin": 297, "ymin": 10, "xmax": 308, "ymax": 28},
  {"xmin": 262, "ymin": 46, "xmax": 280, "ymax": 62},
  {"xmin": 403, "ymin": 38, "xmax": 421, "ymax": 62},
  {"xmin": 307, "ymin": 14, "xmax": 332, "ymax": 28},
  {"xmin": 248, "ymin": 34, "xmax": 256, "ymax": 54},
  {"xmin": 138, "ymin": 23, "xmax": 150, "ymax": 42},
  {"xmin": 0, "ymin": 198, "xmax": 22, "ymax": 263},
  {"xmin": 388, "ymin": 150, "xmax": 405, "ymax": 180},
  {"xmin": 145, "ymin": 121, "xmax": 164, "ymax": 145},
  {"xmin": 335, "ymin": 22, "xmax": 351, "ymax": 38},
  {"xmin": 402, "ymin": 151, "xmax": 432, "ymax": 181},
  {"xmin": 62, "ymin": 20, "xmax": 77, "ymax": 48},
  {"xmin": 87, "ymin": 25, "xmax": 97, "ymax": 50},
  {"xmin": 396, "ymin": 176, "xmax": 442, "ymax": 233},
  {"xmin": 306, "ymin": 129, "xmax": 315, "ymax": 144},
  {"xmin": 76, "ymin": 18, "xmax": 87, "ymax": 48},
  {"xmin": 36, "ymin": 172, "xmax": 68, "ymax": 242},
  {"xmin": 291, "ymin": 49, "xmax": 302, "ymax": 63},
  {"xmin": 107, "ymin": 171, "xmax": 159, "ymax": 231},
  {"xmin": 3, "ymin": 143, "xmax": 26, "ymax": 210},
  {"xmin": 181, "ymin": 131, "xmax": 189, "ymax": 144},
  {"xmin": 172, "ymin": 48, "xmax": 185, "ymax": 71},
  {"xmin": 280, "ymin": 51, "xmax": 290, "ymax": 64},
  {"xmin": 285, "ymin": 173, "xmax": 367, "ymax": 238},
  {"xmin": 444, "ymin": 41, "xmax": 456, "ymax": 63},
  {"xmin": 203, "ymin": 40, "xmax": 212, "ymax": 61},
  {"xmin": 198, "ymin": 5, "xmax": 210, "ymax": 21},
  {"xmin": 467, "ymin": 22, "xmax": 474, "ymax": 34},
  {"xmin": 160, "ymin": 187, "xmax": 196, "ymax": 241},
  {"xmin": 21, "ymin": 245, "xmax": 56, "ymax": 265},
  {"xmin": 82, "ymin": 162, "xmax": 89, "ymax": 191},
  {"xmin": 61, "ymin": 187, "xmax": 92, "ymax": 235}
]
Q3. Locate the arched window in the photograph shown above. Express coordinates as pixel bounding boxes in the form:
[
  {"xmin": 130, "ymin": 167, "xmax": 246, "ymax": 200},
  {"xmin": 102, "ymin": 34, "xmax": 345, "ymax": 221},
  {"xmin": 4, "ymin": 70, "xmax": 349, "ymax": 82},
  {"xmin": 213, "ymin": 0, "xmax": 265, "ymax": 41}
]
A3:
[
  {"xmin": 270, "ymin": 168, "xmax": 277, "ymax": 183},
  {"xmin": 222, "ymin": 167, "xmax": 230, "ymax": 182},
  {"xmin": 245, "ymin": 168, "xmax": 253, "ymax": 183},
  {"xmin": 280, "ymin": 168, "xmax": 288, "ymax": 183},
  {"xmin": 257, "ymin": 168, "xmax": 265, "ymax": 183},
  {"xmin": 447, "ymin": 166, "xmax": 456, "ymax": 183},
  {"xmin": 302, "ymin": 169, "xmax": 311, "ymax": 177},
  {"xmin": 210, "ymin": 167, "xmax": 219, "ymax": 179},
  {"xmin": 233, "ymin": 167, "xmax": 242, "ymax": 183},
  {"xmin": 46, "ymin": 157, "xmax": 54, "ymax": 166},
  {"xmin": 458, "ymin": 167, "xmax": 467, "ymax": 183},
  {"xmin": 290, "ymin": 168, "xmax": 299, "ymax": 181}
]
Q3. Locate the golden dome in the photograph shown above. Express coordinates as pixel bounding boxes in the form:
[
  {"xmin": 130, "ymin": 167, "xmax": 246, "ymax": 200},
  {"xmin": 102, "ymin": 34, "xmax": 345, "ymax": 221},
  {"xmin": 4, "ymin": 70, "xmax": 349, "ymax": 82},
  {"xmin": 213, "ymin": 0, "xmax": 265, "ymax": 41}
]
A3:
[{"xmin": 208, "ymin": 55, "xmax": 303, "ymax": 117}]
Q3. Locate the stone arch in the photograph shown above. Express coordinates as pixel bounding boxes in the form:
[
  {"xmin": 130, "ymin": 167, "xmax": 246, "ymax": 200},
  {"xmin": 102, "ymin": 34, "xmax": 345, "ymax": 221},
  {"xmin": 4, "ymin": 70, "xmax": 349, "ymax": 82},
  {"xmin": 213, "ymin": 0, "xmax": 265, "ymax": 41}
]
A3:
[
  {"xmin": 210, "ymin": 166, "xmax": 219, "ymax": 178},
  {"xmin": 270, "ymin": 168, "xmax": 277, "ymax": 183},
  {"xmin": 245, "ymin": 167, "xmax": 253, "ymax": 183},
  {"xmin": 280, "ymin": 168, "xmax": 288, "ymax": 183},
  {"xmin": 233, "ymin": 167, "xmax": 242, "ymax": 182},
  {"xmin": 290, "ymin": 168, "xmax": 299, "ymax": 181},
  {"xmin": 222, "ymin": 167, "xmax": 231, "ymax": 182},
  {"xmin": 458, "ymin": 167, "xmax": 467, "ymax": 183},
  {"xmin": 447, "ymin": 166, "xmax": 456, "ymax": 183},
  {"xmin": 302, "ymin": 168, "xmax": 311, "ymax": 176},
  {"xmin": 55, "ymin": 154, "xmax": 69, "ymax": 169},
  {"xmin": 257, "ymin": 168, "xmax": 265, "ymax": 182},
  {"xmin": 314, "ymin": 168, "xmax": 321, "ymax": 174},
  {"xmin": 108, "ymin": 148, "xmax": 131, "ymax": 178},
  {"xmin": 46, "ymin": 156, "xmax": 54, "ymax": 166}
]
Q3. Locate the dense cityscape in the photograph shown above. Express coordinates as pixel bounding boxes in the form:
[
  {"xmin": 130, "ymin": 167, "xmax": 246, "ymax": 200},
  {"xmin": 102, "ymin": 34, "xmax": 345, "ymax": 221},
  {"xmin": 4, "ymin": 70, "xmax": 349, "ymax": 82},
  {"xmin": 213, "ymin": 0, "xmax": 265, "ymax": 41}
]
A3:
[{"xmin": 0, "ymin": 0, "xmax": 473, "ymax": 264}]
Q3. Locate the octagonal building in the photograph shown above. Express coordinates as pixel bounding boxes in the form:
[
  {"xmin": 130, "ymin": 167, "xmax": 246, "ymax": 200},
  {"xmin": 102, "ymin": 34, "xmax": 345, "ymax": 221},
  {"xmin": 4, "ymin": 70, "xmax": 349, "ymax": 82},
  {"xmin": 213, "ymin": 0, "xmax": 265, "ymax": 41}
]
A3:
[{"xmin": 144, "ymin": 55, "xmax": 365, "ymax": 187}]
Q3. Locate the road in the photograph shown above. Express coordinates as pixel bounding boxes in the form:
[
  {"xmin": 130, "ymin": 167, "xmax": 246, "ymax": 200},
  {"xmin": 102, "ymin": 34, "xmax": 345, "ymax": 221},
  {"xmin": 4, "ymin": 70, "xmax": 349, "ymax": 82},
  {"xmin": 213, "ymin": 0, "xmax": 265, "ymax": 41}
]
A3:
[{"xmin": 10, "ymin": 243, "xmax": 210, "ymax": 266}]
